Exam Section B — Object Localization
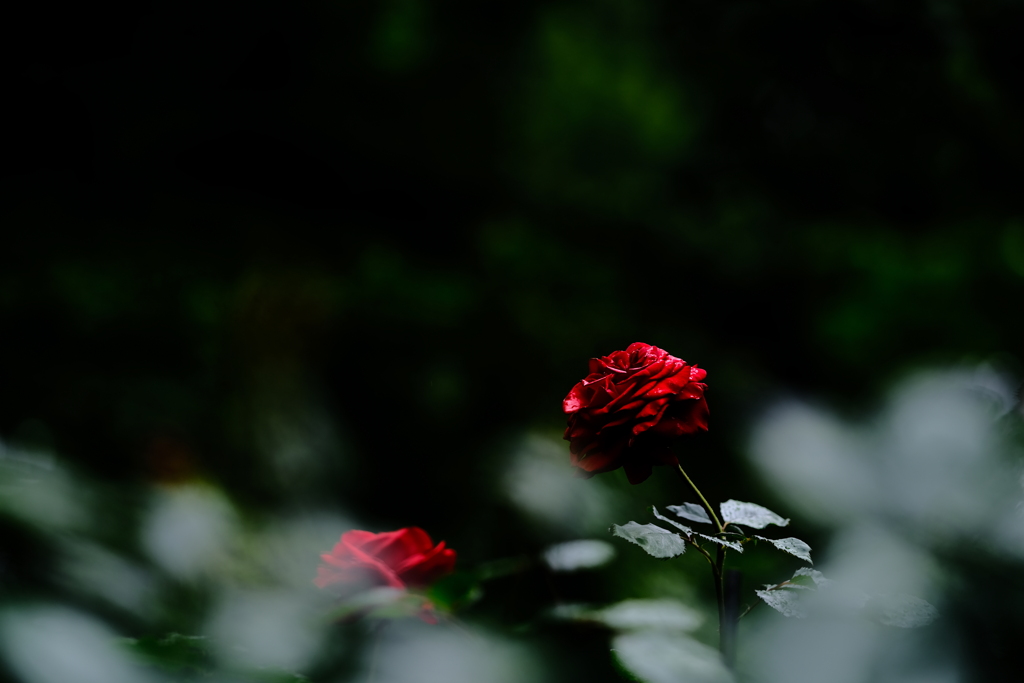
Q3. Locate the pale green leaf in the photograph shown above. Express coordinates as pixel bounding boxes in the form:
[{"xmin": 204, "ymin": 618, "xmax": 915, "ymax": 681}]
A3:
[
  {"xmin": 720, "ymin": 500, "xmax": 789, "ymax": 529},
  {"xmin": 651, "ymin": 507, "xmax": 694, "ymax": 535},
  {"xmin": 865, "ymin": 594, "xmax": 938, "ymax": 628},
  {"xmin": 611, "ymin": 522, "xmax": 687, "ymax": 559},
  {"xmin": 755, "ymin": 535, "xmax": 812, "ymax": 563},
  {"xmin": 666, "ymin": 502, "xmax": 712, "ymax": 525},
  {"xmin": 755, "ymin": 586, "xmax": 808, "ymax": 618},
  {"xmin": 612, "ymin": 631, "xmax": 733, "ymax": 683},
  {"xmin": 696, "ymin": 533, "xmax": 743, "ymax": 552},
  {"xmin": 792, "ymin": 567, "xmax": 830, "ymax": 587}
]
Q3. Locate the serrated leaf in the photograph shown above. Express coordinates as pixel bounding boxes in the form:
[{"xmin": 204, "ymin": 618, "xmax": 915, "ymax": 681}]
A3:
[
  {"xmin": 792, "ymin": 567, "xmax": 830, "ymax": 587},
  {"xmin": 755, "ymin": 536, "xmax": 812, "ymax": 563},
  {"xmin": 652, "ymin": 507, "xmax": 694, "ymax": 536},
  {"xmin": 764, "ymin": 582, "xmax": 812, "ymax": 591},
  {"xmin": 755, "ymin": 587, "xmax": 808, "ymax": 618},
  {"xmin": 720, "ymin": 500, "xmax": 789, "ymax": 529},
  {"xmin": 612, "ymin": 631, "xmax": 734, "ymax": 683},
  {"xmin": 666, "ymin": 503, "xmax": 712, "ymax": 525},
  {"xmin": 865, "ymin": 594, "xmax": 939, "ymax": 628},
  {"xmin": 696, "ymin": 533, "xmax": 743, "ymax": 552},
  {"xmin": 611, "ymin": 522, "xmax": 687, "ymax": 559}
]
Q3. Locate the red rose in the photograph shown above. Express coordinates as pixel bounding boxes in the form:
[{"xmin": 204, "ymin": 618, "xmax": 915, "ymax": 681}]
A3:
[
  {"xmin": 314, "ymin": 527, "xmax": 456, "ymax": 592},
  {"xmin": 562, "ymin": 342, "xmax": 708, "ymax": 484}
]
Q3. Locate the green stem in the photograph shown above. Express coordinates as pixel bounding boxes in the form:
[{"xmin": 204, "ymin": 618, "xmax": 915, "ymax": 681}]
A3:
[
  {"xmin": 676, "ymin": 463, "xmax": 724, "ymax": 534},
  {"xmin": 690, "ymin": 539, "xmax": 716, "ymax": 567},
  {"xmin": 676, "ymin": 463, "xmax": 733, "ymax": 662},
  {"xmin": 714, "ymin": 546, "xmax": 726, "ymax": 634}
]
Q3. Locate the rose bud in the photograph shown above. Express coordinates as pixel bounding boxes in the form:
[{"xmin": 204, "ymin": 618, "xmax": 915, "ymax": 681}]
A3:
[{"xmin": 563, "ymin": 342, "xmax": 708, "ymax": 485}]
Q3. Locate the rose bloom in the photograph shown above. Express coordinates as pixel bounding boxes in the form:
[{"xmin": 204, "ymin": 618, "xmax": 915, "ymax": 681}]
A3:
[
  {"xmin": 563, "ymin": 342, "xmax": 708, "ymax": 484},
  {"xmin": 314, "ymin": 527, "xmax": 456, "ymax": 593}
]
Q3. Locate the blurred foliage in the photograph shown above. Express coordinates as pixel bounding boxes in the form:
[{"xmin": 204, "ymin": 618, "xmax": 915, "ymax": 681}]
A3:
[{"xmin": 2, "ymin": 1, "xmax": 1023, "ymax": 682}]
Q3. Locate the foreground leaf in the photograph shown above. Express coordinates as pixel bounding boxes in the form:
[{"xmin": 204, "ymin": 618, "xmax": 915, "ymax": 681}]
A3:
[
  {"xmin": 611, "ymin": 522, "xmax": 687, "ymax": 559},
  {"xmin": 756, "ymin": 568, "xmax": 937, "ymax": 628},
  {"xmin": 592, "ymin": 599, "xmax": 704, "ymax": 632},
  {"xmin": 864, "ymin": 594, "xmax": 939, "ymax": 628},
  {"xmin": 612, "ymin": 631, "xmax": 733, "ymax": 683},
  {"xmin": 543, "ymin": 540, "xmax": 616, "ymax": 571},
  {"xmin": 720, "ymin": 500, "xmax": 789, "ymax": 529},
  {"xmin": 325, "ymin": 586, "xmax": 432, "ymax": 622},
  {"xmin": 666, "ymin": 502, "xmax": 713, "ymax": 525},
  {"xmin": 755, "ymin": 536, "xmax": 812, "ymax": 563}
]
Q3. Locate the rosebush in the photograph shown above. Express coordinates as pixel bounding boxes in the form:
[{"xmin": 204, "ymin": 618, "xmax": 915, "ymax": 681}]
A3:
[
  {"xmin": 562, "ymin": 342, "xmax": 708, "ymax": 484},
  {"xmin": 315, "ymin": 527, "xmax": 456, "ymax": 592}
]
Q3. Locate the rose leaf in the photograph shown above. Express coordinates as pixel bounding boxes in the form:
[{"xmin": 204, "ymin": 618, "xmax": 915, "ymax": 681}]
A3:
[
  {"xmin": 754, "ymin": 536, "xmax": 812, "ymax": 564},
  {"xmin": 666, "ymin": 502, "xmax": 713, "ymax": 525},
  {"xmin": 611, "ymin": 522, "xmax": 687, "ymax": 559},
  {"xmin": 792, "ymin": 567, "xmax": 830, "ymax": 587},
  {"xmin": 720, "ymin": 500, "xmax": 790, "ymax": 529},
  {"xmin": 755, "ymin": 586, "xmax": 808, "ymax": 619},
  {"xmin": 696, "ymin": 533, "xmax": 743, "ymax": 552},
  {"xmin": 651, "ymin": 506, "xmax": 694, "ymax": 536}
]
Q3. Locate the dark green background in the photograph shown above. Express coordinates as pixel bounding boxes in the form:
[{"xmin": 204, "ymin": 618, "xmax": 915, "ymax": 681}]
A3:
[{"xmin": 3, "ymin": 1, "xmax": 1023, "ymax": 680}]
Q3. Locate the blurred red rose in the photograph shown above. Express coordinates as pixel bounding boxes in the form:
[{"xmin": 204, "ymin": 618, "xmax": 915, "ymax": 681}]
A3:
[
  {"xmin": 314, "ymin": 527, "xmax": 456, "ymax": 593},
  {"xmin": 563, "ymin": 342, "xmax": 708, "ymax": 484}
]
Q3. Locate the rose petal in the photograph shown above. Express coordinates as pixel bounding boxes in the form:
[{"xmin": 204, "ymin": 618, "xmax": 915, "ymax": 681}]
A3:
[
  {"xmin": 622, "ymin": 459, "xmax": 654, "ymax": 484},
  {"xmin": 573, "ymin": 445, "xmax": 624, "ymax": 473},
  {"xmin": 563, "ymin": 344, "xmax": 708, "ymax": 484},
  {"xmin": 314, "ymin": 528, "xmax": 456, "ymax": 595},
  {"xmin": 397, "ymin": 543, "xmax": 457, "ymax": 587},
  {"xmin": 360, "ymin": 528, "xmax": 435, "ymax": 568}
]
